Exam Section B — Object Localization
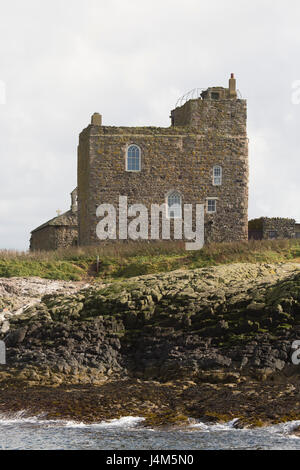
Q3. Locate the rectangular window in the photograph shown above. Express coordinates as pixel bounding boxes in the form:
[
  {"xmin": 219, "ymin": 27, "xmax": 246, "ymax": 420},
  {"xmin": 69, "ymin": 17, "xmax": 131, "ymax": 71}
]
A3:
[
  {"xmin": 211, "ymin": 92, "xmax": 219, "ymax": 100},
  {"xmin": 213, "ymin": 166, "xmax": 222, "ymax": 186},
  {"xmin": 127, "ymin": 156, "xmax": 140, "ymax": 171},
  {"xmin": 267, "ymin": 231, "xmax": 277, "ymax": 239},
  {"xmin": 207, "ymin": 199, "xmax": 217, "ymax": 213},
  {"xmin": 167, "ymin": 192, "xmax": 182, "ymax": 219}
]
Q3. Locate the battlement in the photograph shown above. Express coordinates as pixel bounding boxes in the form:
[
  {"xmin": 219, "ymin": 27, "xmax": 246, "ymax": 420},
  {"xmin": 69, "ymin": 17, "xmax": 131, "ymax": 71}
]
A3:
[{"xmin": 170, "ymin": 74, "xmax": 246, "ymax": 134}]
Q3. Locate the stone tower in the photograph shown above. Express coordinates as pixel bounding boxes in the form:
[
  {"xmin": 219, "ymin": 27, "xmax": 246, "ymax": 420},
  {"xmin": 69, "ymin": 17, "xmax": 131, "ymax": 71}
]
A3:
[{"xmin": 77, "ymin": 74, "xmax": 248, "ymax": 246}]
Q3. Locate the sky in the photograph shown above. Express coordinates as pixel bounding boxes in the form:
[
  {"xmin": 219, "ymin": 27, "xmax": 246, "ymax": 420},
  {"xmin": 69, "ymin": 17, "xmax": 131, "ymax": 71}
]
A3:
[{"xmin": 0, "ymin": 0, "xmax": 300, "ymax": 250}]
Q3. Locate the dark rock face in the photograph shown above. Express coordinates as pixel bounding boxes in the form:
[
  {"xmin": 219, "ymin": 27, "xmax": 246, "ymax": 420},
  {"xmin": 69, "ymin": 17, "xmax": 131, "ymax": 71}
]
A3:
[
  {"xmin": 5, "ymin": 327, "xmax": 28, "ymax": 347},
  {"xmin": 6, "ymin": 318, "xmax": 124, "ymax": 376},
  {"xmin": 0, "ymin": 263, "xmax": 300, "ymax": 384}
]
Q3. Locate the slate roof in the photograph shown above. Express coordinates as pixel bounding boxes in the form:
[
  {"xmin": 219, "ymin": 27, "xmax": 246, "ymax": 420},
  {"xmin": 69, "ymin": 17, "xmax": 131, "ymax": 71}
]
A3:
[{"xmin": 31, "ymin": 210, "xmax": 78, "ymax": 234}]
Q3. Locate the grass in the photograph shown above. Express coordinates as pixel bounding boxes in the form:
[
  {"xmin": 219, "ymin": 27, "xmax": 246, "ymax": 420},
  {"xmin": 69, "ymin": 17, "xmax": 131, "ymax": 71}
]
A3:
[{"xmin": 0, "ymin": 238, "xmax": 300, "ymax": 281}]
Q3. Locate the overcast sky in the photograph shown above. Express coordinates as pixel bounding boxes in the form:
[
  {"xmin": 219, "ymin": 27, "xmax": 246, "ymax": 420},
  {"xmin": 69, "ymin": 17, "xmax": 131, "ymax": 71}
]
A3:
[{"xmin": 0, "ymin": 0, "xmax": 300, "ymax": 250}]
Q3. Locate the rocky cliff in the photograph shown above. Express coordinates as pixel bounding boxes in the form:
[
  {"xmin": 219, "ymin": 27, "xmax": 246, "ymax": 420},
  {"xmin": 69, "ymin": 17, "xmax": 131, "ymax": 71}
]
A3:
[{"xmin": 1, "ymin": 262, "xmax": 300, "ymax": 426}]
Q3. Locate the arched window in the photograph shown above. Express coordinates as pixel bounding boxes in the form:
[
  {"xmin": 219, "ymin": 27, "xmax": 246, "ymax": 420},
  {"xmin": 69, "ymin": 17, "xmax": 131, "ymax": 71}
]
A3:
[
  {"xmin": 167, "ymin": 191, "xmax": 182, "ymax": 219},
  {"xmin": 213, "ymin": 165, "xmax": 222, "ymax": 186},
  {"xmin": 126, "ymin": 145, "xmax": 141, "ymax": 171}
]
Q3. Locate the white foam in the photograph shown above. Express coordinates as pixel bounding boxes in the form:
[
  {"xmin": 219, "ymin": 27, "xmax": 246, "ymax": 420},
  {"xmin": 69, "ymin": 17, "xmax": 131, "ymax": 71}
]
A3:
[
  {"xmin": 190, "ymin": 418, "xmax": 240, "ymax": 432},
  {"xmin": 189, "ymin": 418, "xmax": 300, "ymax": 439},
  {"xmin": 262, "ymin": 420, "xmax": 300, "ymax": 438},
  {"xmin": 3, "ymin": 411, "xmax": 300, "ymax": 438},
  {"xmin": 0, "ymin": 411, "xmax": 64, "ymax": 426},
  {"xmin": 0, "ymin": 412, "xmax": 145, "ymax": 429},
  {"xmin": 60, "ymin": 416, "xmax": 145, "ymax": 429},
  {"xmin": 84, "ymin": 416, "xmax": 145, "ymax": 428}
]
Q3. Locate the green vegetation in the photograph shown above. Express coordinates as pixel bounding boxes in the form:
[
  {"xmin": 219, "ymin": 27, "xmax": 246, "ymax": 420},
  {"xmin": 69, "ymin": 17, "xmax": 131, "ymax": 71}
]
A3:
[{"xmin": 0, "ymin": 238, "xmax": 300, "ymax": 281}]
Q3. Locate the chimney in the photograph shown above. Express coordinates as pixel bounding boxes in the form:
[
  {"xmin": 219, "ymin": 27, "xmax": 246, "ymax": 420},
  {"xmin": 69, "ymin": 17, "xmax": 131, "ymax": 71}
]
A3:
[
  {"xmin": 70, "ymin": 188, "xmax": 78, "ymax": 213},
  {"xmin": 229, "ymin": 73, "xmax": 237, "ymax": 98},
  {"xmin": 91, "ymin": 112, "xmax": 102, "ymax": 126}
]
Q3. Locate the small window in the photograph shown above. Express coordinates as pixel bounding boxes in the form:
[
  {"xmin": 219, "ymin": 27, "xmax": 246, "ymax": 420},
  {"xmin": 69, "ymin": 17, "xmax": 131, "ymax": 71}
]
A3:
[
  {"xmin": 213, "ymin": 166, "xmax": 222, "ymax": 186},
  {"xmin": 267, "ymin": 231, "xmax": 277, "ymax": 239},
  {"xmin": 211, "ymin": 92, "xmax": 220, "ymax": 100},
  {"xmin": 126, "ymin": 145, "xmax": 141, "ymax": 171},
  {"xmin": 207, "ymin": 199, "xmax": 217, "ymax": 213},
  {"xmin": 167, "ymin": 191, "xmax": 182, "ymax": 219}
]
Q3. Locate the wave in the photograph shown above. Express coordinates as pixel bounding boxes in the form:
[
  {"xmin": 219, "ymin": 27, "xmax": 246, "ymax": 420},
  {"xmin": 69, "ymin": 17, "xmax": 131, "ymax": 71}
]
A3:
[
  {"xmin": 1, "ymin": 411, "xmax": 300, "ymax": 439},
  {"xmin": 189, "ymin": 418, "xmax": 240, "ymax": 432},
  {"xmin": 63, "ymin": 416, "xmax": 146, "ymax": 429},
  {"xmin": 263, "ymin": 420, "xmax": 300, "ymax": 438},
  {"xmin": 189, "ymin": 417, "xmax": 300, "ymax": 439},
  {"xmin": 0, "ymin": 412, "xmax": 145, "ymax": 429}
]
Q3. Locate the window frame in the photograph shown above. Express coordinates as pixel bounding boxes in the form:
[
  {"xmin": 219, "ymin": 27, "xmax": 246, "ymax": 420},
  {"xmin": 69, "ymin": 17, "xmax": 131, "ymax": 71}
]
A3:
[
  {"xmin": 206, "ymin": 197, "xmax": 218, "ymax": 214},
  {"xmin": 267, "ymin": 230, "xmax": 278, "ymax": 239},
  {"xmin": 213, "ymin": 165, "xmax": 222, "ymax": 186},
  {"xmin": 166, "ymin": 190, "xmax": 182, "ymax": 219},
  {"xmin": 125, "ymin": 144, "xmax": 142, "ymax": 172},
  {"xmin": 211, "ymin": 92, "xmax": 220, "ymax": 100}
]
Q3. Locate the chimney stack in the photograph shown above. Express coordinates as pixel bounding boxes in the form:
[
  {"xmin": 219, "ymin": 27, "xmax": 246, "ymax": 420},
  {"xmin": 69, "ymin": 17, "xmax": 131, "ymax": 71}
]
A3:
[
  {"xmin": 91, "ymin": 113, "xmax": 102, "ymax": 126},
  {"xmin": 70, "ymin": 188, "xmax": 78, "ymax": 213},
  {"xmin": 229, "ymin": 73, "xmax": 237, "ymax": 98}
]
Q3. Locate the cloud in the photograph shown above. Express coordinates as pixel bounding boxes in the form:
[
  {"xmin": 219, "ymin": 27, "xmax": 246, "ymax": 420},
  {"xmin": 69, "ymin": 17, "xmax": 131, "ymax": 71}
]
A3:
[{"xmin": 0, "ymin": 0, "xmax": 299, "ymax": 249}]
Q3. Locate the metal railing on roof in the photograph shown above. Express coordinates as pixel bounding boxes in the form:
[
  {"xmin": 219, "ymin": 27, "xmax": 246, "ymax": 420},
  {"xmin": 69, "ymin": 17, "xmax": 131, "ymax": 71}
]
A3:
[
  {"xmin": 175, "ymin": 88, "xmax": 205, "ymax": 108},
  {"xmin": 175, "ymin": 88, "xmax": 242, "ymax": 108}
]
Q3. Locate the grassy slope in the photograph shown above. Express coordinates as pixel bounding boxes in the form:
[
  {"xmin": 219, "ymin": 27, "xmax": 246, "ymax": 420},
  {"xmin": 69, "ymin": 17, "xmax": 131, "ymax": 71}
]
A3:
[{"xmin": 0, "ymin": 239, "xmax": 300, "ymax": 281}]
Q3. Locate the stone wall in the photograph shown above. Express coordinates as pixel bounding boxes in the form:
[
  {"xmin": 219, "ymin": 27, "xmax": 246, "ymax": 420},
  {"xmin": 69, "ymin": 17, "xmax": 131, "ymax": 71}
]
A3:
[
  {"xmin": 78, "ymin": 129, "xmax": 90, "ymax": 246},
  {"xmin": 30, "ymin": 194, "xmax": 78, "ymax": 251},
  {"xmin": 262, "ymin": 218, "xmax": 296, "ymax": 239},
  {"xmin": 78, "ymin": 86, "xmax": 248, "ymax": 246},
  {"xmin": 248, "ymin": 218, "xmax": 263, "ymax": 240},
  {"xmin": 30, "ymin": 225, "xmax": 78, "ymax": 251},
  {"xmin": 170, "ymin": 98, "xmax": 247, "ymax": 135}
]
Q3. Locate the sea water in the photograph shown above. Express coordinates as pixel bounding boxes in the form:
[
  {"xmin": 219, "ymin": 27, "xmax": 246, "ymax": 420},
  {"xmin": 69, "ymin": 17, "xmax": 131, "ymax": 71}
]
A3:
[{"xmin": 0, "ymin": 413, "xmax": 300, "ymax": 450}]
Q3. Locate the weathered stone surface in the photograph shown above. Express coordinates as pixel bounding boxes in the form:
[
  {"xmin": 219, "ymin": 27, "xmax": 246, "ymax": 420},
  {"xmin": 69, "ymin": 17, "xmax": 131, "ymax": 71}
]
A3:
[
  {"xmin": 30, "ymin": 187, "xmax": 78, "ymax": 251},
  {"xmin": 249, "ymin": 217, "xmax": 297, "ymax": 240},
  {"xmin": 30, "ymin": 210, "xmax": 78, "ymax": 251}
]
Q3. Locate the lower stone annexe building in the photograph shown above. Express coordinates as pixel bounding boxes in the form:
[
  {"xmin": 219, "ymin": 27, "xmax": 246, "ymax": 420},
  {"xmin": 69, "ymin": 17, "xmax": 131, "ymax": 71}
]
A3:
[
  {"xmin": 248, "ymin": 217, "xmax": 300, "ymax": 240},
  {"xmin": 78, "ymin": 74, "xmax": 249, "ymax": 246},
  {"xmin": 30, "ymin": 189, "xmax": 78, "ymax": 251}
]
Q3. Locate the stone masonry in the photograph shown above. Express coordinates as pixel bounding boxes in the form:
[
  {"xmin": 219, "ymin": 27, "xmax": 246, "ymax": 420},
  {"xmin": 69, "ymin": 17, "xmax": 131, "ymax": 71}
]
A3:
[
  {"xmin": 262, "ymin": 217, "xmax": 296, "ymax": 239},
  {"xmin": 30, "ymin": 189, "xmax": 78, "ymax": 251},
  {"xmin": 248, "ymin": 217, "xmax": 297, "ymax": 240},
  {"xmin": 78, "ymin": 74, "xmax": 249, "ymax": 246}
]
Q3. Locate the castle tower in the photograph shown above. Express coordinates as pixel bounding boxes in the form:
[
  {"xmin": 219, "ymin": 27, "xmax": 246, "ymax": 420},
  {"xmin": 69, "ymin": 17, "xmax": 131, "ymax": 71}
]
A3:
[
  {"xmin": 170, "ymin": 73, "xmax": 246, "ymax": 132},
  {"xmin": 77, "ymin": 75, "xmax": 248, "ymax": 246}
]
